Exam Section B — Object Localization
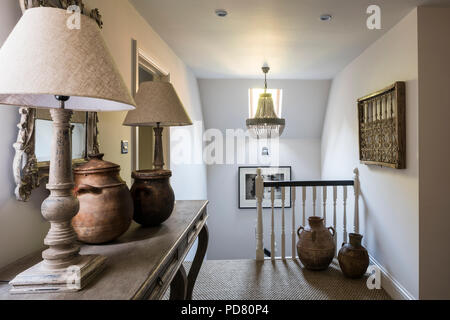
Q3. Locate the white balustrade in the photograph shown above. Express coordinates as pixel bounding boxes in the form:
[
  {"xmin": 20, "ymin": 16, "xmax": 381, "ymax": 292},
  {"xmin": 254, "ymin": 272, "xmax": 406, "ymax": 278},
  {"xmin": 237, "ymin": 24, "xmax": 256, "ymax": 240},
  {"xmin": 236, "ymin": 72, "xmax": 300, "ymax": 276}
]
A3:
[{"xmin": 255, "ymin": 168, "xmax": 360, "ymax": 261}]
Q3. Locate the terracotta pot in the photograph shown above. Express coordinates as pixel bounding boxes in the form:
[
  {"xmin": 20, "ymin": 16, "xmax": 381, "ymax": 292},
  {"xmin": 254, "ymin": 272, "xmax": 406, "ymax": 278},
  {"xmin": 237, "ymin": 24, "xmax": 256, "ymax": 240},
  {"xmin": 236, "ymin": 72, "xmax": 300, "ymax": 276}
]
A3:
[
  {"xmin": 72, "ymin": 154, "xmax": 133, "ymax": 244},
  {"xmin": 338, "ymin": 233, "xmax": 369, "ymax": 278},
  {"xmin": 297, "ymin": 217, "xmax": 336, "ymax": 271},
  {"xmin": 130, "ymin": 169, "xmax": 175, "ymax": 227}
]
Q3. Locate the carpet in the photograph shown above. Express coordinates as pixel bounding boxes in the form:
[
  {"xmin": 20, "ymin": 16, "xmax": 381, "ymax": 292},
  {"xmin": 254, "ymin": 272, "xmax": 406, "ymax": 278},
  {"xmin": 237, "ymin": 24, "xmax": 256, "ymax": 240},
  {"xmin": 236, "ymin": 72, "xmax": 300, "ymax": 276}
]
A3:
[{"xmin": 165, "ymin": 259, "xmax": 391, "ymax": 300}]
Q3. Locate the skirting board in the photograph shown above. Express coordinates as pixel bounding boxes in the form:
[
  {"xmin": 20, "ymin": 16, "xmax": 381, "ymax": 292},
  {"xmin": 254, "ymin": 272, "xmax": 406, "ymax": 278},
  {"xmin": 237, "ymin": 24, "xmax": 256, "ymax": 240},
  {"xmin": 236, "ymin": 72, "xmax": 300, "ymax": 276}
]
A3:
[{"xmin": 369, "ymin": 254, "xmax": 416, "ymax": 300}]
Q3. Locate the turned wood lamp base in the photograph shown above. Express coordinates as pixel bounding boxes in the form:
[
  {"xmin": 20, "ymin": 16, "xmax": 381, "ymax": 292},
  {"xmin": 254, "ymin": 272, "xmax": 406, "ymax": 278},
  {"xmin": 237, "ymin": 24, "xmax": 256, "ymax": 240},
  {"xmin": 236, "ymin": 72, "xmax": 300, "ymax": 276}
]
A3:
[
  {"xmin": 9, "ymin": 97, "xmax": 107, "ymax": 294},
  {"xmin": 9, "ymin": 255, "xmax": 106, "ymax": 294}
]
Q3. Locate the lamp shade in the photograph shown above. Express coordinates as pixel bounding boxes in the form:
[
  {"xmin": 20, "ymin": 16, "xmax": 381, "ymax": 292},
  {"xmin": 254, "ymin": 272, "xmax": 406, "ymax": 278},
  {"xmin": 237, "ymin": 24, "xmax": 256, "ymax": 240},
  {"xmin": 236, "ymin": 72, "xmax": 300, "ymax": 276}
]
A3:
[
  {"xmin": 123, "ymin": 82, "xmax": 192, "ymax": 127},
  {"xmin": 0, "ymin": 7, "xmax": 135, "ymax": 111}
]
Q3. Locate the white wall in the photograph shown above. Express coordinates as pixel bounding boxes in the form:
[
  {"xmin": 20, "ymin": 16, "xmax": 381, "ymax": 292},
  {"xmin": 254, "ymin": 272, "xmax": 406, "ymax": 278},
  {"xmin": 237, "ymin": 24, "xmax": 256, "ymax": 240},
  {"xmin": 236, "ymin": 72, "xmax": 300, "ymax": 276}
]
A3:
[
  {"xmin": 199, "ymin": 79, "xmax": 330, "ymax": 259},
  {"xmin": 321, "ymin": 9, "xmax": 419, "ymax": 298},
  {"xmin": 417, "ymin": 7, "xmax": 450, "ymax": 300}
]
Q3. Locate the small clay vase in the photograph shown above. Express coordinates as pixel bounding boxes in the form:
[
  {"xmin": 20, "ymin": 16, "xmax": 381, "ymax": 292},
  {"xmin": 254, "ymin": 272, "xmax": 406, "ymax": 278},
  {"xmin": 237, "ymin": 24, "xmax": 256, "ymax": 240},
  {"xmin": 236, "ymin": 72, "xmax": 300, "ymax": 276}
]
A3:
[
  {"xmin": 72, "ymin": 154, "xmax": 133, "ymax": 244},
  {"xmin": 297, "ymin": 217, "xmax": 336, "ymax": 271},
  {"xmin": 130, "ymin": 169, "xmax": 175, "ymax": 227},
  {"xmin": 338, "ymin": 233, "xmax": 369, "ymax": 278}
]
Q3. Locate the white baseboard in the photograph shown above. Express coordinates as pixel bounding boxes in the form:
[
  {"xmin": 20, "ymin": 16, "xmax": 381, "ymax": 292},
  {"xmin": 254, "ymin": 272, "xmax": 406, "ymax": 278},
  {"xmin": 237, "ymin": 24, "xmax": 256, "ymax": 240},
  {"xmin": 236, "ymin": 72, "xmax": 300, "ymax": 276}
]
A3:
[{"xmin": 369, "ymin": 254, "xmax": 416, "ymax": 300}]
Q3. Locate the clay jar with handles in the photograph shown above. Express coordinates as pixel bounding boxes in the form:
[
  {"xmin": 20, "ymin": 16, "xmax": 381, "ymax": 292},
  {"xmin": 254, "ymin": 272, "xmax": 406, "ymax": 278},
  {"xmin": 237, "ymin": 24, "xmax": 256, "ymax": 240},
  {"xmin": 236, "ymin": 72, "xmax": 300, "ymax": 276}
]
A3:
[
  {"xmin": 338, "ymin": 233, "xmax": 369, "ymax": 278},
  {"xmin": 297, "ymin": 216, "xmax": 336, "ymax": 271},
  {"xmin": 72, "ymin": 154, "xmax": 133, "ymax": 244}
]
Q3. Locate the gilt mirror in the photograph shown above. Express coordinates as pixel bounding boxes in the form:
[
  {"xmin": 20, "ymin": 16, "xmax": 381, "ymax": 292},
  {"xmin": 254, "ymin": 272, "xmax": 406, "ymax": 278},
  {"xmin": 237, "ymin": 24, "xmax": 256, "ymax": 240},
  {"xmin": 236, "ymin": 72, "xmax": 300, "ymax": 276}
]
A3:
[{"xmin": 13, "ymin": 108, "xmax": 100, "ymax": 202}]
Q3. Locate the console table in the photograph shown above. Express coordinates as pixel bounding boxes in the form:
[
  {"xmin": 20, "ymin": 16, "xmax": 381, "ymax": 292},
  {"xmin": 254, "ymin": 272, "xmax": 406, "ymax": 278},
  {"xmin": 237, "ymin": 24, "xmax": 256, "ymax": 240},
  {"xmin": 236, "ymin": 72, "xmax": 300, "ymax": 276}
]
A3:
[{"xmin": 0, "ymin": 200, "xmax": 209, "ymax": 300}]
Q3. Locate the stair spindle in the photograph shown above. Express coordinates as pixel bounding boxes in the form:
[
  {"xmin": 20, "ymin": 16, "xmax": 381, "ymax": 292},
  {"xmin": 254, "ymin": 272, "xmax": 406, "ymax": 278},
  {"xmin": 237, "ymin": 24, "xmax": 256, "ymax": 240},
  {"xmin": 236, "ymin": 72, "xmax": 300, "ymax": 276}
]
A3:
[
  {"xmin": 291, "ymin": 187, "xmax": 296, "ymax": 259},
  {"xmin": 271, "ymin": 187, "xmax": 275, "ymax": 261},
  {"xmin": 312, "ymin": 186, "xmax": 317, "ymax": 217},
  {"xmin": 323, "ymin": 186, "xmax": 327, "ymax": 225},
  {"xmin": 255, "ymin": 169, "xmax": 264, "ymax": 261},
  {"xmin": 333, "ymin": 186, "xmax": 337, "ymax": 256},
  {"xmin": 343, "ymin": 185, "xmax": 348, "ymax": 244},
  {"xmin": 302, "ymin": 187, "xmax": 306, "ymax": 227},
  {"xmin": 281, "ymin": 187, "xmax": 286, "ymax": 260},
  {"xmin": 353, "ymin": 168, "xmax": 360, "ymax": 234}
]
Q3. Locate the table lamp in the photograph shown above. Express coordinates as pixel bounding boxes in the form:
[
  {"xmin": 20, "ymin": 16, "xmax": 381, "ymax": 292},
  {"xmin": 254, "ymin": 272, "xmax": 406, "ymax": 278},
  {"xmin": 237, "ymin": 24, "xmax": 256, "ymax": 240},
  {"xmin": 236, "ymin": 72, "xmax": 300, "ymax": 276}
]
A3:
[
  {"xmin": 123, "ymin": 82, "xmax": 192, "ymax": 226},
  {"xmin": 0, "ymin": 7, "xmax": 135, "ymax": 293}
]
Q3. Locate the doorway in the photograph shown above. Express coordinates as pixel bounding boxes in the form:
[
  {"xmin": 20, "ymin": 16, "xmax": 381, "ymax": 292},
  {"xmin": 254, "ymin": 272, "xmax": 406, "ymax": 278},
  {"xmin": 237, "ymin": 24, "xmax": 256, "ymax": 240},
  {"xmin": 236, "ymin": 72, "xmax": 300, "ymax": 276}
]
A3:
[{"xmin": 132, "ymin": 40, "xmax": 171, "ymax": 171}]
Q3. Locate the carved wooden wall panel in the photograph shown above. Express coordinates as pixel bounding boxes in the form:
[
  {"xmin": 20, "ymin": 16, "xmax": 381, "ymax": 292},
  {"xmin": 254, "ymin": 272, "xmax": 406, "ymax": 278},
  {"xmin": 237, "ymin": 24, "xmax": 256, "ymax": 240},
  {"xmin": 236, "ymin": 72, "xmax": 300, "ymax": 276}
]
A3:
[{"xmin": 358, "ymin": 82, "xmax": 406, "ymax": 169}]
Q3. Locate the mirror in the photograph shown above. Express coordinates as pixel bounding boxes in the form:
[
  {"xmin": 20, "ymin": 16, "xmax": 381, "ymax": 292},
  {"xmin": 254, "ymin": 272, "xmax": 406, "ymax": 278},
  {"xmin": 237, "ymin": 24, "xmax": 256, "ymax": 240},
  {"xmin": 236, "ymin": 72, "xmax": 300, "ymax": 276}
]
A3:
[
  {"xmin": 13, "ymin": 108, "xmax": 100, "ymax": 202},
  {"xmin": 35, "ymin": 109, "xmax": 88, "ymax": 162}
]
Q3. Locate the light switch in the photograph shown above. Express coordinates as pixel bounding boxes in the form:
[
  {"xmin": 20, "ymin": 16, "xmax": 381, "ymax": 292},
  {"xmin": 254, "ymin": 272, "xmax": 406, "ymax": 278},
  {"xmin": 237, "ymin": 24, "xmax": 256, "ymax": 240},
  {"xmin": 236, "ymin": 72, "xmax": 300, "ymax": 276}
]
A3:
[{"xmin": 121, "ymin": 140, "xmax": 129, "ymax": 154}]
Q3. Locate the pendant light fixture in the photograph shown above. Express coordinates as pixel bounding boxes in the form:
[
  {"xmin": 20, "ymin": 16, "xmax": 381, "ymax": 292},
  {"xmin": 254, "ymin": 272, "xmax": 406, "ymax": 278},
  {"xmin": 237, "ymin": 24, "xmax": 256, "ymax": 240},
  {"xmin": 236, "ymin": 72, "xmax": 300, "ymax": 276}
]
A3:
[{"xmin": 246, "ymin": 66, "xmax": 285, "ymax": 139}]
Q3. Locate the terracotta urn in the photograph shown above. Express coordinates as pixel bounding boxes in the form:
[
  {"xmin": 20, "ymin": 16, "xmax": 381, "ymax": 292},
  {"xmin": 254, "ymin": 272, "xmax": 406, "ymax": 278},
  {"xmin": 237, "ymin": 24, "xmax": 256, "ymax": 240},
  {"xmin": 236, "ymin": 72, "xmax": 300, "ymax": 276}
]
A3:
[
  {"xmin": 338, "ymin": 233, "xmax": 369, "ymax": 278},
  {"xmin": 130, "ymin": 169, "xmax": 175, "ymax": 227},
  {"xmin": 72, "ymin": 154, "xmax": 133, "ymax": 244},
  {"xmin": 297, "ymin": 217, "xmax": 336, "ymax": 271}
]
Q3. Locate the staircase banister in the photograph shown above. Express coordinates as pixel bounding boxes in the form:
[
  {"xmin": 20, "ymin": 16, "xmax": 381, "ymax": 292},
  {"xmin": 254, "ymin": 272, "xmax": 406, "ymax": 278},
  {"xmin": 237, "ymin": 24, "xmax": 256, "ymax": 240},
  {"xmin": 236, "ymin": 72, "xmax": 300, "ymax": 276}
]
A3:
[{"xmin": 264, "ymin": 180, "xmax": 354, "ymax": 187}]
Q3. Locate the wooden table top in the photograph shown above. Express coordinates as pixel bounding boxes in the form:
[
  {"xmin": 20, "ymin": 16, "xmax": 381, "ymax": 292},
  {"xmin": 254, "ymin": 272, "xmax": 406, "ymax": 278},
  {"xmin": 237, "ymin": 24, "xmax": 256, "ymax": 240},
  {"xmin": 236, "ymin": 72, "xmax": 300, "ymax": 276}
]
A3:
[{"xmin": 0, "ymin": 200, "xmax": 208, "ymax": 300}]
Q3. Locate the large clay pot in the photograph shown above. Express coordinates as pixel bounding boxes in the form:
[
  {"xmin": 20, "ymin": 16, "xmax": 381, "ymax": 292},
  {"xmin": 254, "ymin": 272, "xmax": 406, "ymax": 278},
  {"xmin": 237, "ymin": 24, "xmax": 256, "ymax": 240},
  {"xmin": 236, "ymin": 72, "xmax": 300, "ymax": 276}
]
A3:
[
  {"xmin": 72, "ymin": 154, "xmax": 133, "ymax": 244},
  {"xmin": 297, "ymin": 217, "xmax": 336, "ymax": 271},
  {"xmin": 130, "ymin": 169, "xmax": 175, "ymax": 227},
  {"xmin": 338, "ymin": 233, "xmax": 369, "ymax": 278}
]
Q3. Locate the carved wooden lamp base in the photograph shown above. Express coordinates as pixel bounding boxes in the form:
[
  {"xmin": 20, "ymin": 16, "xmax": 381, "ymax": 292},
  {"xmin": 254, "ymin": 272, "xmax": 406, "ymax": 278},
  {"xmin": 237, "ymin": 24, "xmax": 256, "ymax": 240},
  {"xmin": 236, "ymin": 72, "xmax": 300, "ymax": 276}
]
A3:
[
  {"xmin": 9, "ymin": 102, "xmax": 107, "ymax": 294},
  {"xmin": 9, "ymin": 255, "xmax": 106, "ymax": 294}
]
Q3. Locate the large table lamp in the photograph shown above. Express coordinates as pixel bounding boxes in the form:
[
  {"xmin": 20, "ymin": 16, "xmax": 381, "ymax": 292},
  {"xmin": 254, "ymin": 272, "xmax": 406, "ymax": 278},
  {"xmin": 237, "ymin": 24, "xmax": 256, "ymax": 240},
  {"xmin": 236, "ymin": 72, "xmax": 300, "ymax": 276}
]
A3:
[
  {"xmin": 0, "ymin": 7, "xmax": 135, "ymax": 293},
  {"xmin": 123, "ymin": 82, "xmax": 192, "ymax": 227}
]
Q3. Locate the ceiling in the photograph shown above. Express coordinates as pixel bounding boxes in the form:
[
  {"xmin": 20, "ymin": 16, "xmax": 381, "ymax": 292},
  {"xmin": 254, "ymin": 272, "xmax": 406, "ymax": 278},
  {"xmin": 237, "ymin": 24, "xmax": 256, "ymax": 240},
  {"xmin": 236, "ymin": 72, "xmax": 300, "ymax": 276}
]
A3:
[{"xmin": 130, "ymin": 0, "xmax": 449, "ymax": 79}]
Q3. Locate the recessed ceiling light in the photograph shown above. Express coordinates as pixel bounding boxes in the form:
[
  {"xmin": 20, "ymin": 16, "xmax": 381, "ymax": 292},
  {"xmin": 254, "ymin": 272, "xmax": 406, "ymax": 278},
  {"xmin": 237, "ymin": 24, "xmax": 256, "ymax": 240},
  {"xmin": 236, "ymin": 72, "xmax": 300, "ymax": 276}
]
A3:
[
  {"xmin": 215, "ymin": 9, "xmax": 228, "ymax": 18},
  {"xmin": 320, "ymin": 14, "xmax": 333, "ymax": 21}
]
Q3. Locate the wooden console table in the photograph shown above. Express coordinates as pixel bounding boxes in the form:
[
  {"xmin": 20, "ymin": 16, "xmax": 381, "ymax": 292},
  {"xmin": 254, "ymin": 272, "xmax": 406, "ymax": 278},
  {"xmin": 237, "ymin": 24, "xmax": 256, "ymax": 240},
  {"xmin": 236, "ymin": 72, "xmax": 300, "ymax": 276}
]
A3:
[{"xmin": 0, "ymin": 200, "xmax": 209, "ymax": 300}]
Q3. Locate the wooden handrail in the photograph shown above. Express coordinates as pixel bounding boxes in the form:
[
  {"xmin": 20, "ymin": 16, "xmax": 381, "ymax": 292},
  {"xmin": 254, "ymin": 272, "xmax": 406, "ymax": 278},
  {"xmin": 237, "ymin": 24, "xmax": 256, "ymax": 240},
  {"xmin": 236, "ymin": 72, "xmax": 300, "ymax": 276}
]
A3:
[{"xmin": 264, "ymin": 180, "xmax": 354, "ymax": 187}]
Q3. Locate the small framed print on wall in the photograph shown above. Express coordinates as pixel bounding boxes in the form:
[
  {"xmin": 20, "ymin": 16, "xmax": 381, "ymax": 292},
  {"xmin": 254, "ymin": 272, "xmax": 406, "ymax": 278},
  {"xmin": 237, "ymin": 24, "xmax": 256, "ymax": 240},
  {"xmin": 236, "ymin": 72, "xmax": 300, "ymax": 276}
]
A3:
[{"xmin": 239, "ymin": 166, "xmax": 291, "ymax": 209}]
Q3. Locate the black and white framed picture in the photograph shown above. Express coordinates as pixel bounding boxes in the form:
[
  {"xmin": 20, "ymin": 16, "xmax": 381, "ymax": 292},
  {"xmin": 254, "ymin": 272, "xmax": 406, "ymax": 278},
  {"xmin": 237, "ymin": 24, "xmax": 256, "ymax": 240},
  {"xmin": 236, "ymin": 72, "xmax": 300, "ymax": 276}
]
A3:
[{"xmin": 238, "ymin": 166, "xmax": 291, "ymax": 209}]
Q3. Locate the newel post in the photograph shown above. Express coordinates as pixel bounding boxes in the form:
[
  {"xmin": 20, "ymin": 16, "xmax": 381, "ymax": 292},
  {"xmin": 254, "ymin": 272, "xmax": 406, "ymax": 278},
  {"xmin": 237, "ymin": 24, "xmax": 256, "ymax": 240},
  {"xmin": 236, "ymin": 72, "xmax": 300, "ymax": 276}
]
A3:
[
  {"xmin": 255, "ymin": 169, "xmax": 265, "ymax": 261},
  {"xmin": 353, "ymin": 168, "xmax": 360, "ymax": 234}
]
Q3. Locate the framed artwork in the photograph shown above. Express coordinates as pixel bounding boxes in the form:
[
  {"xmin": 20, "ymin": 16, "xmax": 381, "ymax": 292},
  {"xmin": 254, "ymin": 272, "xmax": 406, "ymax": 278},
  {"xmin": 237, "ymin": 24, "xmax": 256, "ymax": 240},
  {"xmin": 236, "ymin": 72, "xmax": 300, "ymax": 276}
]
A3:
[
  {"xmin": 358, "ymin": 82, "xmax": 406, "ymax": 169},
  {"xmin": 239, "ymin": 166, "xmax": 291, "ymax": 209}
]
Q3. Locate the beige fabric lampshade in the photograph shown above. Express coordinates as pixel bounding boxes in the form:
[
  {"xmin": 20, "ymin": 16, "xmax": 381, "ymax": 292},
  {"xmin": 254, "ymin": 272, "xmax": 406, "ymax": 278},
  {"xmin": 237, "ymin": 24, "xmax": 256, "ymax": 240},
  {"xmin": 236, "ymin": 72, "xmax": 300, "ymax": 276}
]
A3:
[
  {"xmin": 123, "ymin": 82, "xmax": 192, "ymax": 127},
  {"xmin": 0, "ymin": 7, "xmax": 135, "ymax": 111}
]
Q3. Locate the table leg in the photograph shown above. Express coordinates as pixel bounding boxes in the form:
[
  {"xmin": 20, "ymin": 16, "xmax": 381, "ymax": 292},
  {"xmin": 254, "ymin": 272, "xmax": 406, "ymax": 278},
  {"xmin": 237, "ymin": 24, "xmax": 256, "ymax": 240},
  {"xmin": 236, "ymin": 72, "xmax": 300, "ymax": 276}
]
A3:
[
  {"xmin": 186, "ymin": 224, "xmax": 209, "ymax": 300},
  {"xmin": 170, "ymin": 264, "xmax": 187, "ymax": 300}
]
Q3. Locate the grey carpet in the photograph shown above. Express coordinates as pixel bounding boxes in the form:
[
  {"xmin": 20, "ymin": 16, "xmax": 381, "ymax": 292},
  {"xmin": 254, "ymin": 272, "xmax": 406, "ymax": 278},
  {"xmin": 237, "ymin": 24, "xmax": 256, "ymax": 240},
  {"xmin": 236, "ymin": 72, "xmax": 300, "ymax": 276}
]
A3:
[{"xmin": 165, "ymin": 259, "xmax": 391, "ymax": 300}]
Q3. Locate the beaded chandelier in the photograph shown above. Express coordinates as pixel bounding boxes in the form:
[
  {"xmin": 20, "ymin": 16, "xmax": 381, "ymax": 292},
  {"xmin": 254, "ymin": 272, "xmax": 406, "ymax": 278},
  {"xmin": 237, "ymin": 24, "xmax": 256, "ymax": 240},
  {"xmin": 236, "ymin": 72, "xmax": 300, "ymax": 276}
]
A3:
[{"xmin": 246, "ymin": 66, "xmax": 285, "ymax": 139}]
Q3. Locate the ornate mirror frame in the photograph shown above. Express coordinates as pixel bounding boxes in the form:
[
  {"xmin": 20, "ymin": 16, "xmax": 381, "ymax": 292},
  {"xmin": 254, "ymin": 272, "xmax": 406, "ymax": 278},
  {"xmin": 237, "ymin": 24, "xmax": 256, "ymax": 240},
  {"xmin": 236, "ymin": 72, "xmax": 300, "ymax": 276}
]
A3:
[{"xmin": 14, "ymin": 0, "xmax": 103, "ymax": 201}]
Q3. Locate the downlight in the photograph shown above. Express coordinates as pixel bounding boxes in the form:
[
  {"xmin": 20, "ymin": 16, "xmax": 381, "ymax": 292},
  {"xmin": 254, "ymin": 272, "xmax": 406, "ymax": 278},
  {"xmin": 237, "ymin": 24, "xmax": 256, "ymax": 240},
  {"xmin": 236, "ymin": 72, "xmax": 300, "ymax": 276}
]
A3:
[
  {"xmin": 215, "ymin": 9, "xmax": 228, "ymax": 18},
  {"xmin": 320, "ymin": 14, "xmax": 333, "ymax": 21}
]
